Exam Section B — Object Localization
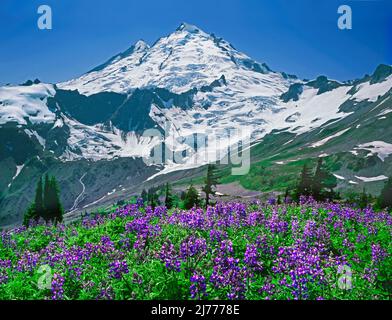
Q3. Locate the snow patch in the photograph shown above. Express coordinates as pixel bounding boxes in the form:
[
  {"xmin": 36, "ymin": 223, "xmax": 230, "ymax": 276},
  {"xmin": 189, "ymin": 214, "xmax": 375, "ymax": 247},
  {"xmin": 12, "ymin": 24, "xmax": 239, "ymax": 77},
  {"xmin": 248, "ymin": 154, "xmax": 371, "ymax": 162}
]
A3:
[
  {"xmin": 310, "ymin": 128, "xmax": 351, "ymax": 148},
  {"xmin": 354, "ymin": 141, "xmax": 392, "ymax": 161},
  {"xmin": 355, "ymin": 175, "xmax": 388, "ymax": 182},
  {"xmin": 0, "ymin": 83, "xmax": 56, "ymax": 125},
  {"xmin": 8, "ymin": 164, "xmax": 25, "ymax": 188}
]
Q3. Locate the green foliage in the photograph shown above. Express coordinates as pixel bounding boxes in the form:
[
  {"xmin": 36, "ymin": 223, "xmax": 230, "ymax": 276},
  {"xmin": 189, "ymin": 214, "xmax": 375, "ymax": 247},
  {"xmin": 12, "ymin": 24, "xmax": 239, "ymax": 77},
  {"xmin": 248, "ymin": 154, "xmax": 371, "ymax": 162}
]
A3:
[
  {"xmin": 201, "ymin": 164, "xmax": 219, "ymax": 208},
  {"xmin": 23, "ymin": 175, "xmax": 64, "ymax": 226},
  {"xmin": 183, "ymin": 184, "xmax": 200, "ymax": 209},
  {"xmin": 164, "ymin": 183, "xmax": 175, "ymax": 209},
  {"xmin": 294, "ymin": 159, "xmax": 337, "ymax": 201},
  {"xmin": 312, "ymin": 158, "xmax": 337, "ymax": 201},
  {"xmin": 378, "ymin": 177, "xmax": 392, "ymax": 210},
  {"xmin": 295, "ymin": 164, "xmax": 313, "ymax": 199},
  {"xmin": 34, "ymin": 177, "xmax": 44, "ymax": 219},
  {"xmin": 2, "ymin": 201, "xmax": 391, "ymax": 300},
  {"xmin": 141, "ymin": 189, "xmax": 148, "ymax": 202},
  {"xmin": 147, "ymin": 187, "xmax": 159, "ymax": 209}
]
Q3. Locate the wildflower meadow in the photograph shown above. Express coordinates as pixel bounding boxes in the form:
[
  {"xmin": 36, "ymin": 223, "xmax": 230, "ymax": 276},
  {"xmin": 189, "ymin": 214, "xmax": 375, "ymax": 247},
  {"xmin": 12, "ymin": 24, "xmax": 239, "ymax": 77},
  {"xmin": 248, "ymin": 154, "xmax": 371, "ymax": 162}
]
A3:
[{"xmin": 0, "ymin": 197, "xmax": 390, "ymax": 300}]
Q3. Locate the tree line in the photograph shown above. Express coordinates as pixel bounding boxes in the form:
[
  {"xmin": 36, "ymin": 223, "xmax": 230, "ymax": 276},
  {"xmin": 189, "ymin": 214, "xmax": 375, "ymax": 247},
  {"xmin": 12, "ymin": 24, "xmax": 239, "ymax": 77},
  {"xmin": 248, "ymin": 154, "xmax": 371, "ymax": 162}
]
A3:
[
  {"xmin": 293, "ymin": 158, "xmax": 392, "ymax": 210},
  {"xmin": 24, "ymin": 174, "xmax": 64, "ymax": 226},
  {"xmin": 140, "ymin": 164, "xmax": 220, "ymax": 210}
]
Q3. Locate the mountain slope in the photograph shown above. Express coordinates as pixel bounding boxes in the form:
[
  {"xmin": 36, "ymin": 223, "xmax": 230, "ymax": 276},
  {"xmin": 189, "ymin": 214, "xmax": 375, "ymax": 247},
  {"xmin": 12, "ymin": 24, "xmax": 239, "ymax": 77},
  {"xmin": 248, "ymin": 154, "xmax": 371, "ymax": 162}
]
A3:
[{"xmin": 0, "ymin": 23, "xmax": 391, "ymax": 227}]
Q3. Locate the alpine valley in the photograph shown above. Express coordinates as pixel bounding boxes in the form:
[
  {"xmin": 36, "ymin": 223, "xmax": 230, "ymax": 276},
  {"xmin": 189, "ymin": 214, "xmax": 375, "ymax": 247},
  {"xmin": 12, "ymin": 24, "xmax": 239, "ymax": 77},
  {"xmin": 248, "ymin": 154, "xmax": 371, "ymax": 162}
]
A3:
[{"xmin": 1, "ymin": 23, "xmax": 391, "ymax": 227}]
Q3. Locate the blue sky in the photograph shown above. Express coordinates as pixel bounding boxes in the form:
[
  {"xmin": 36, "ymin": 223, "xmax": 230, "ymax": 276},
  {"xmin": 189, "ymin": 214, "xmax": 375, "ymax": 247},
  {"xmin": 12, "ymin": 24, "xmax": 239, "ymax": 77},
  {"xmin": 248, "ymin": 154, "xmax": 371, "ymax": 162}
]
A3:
[{"xmin": 0, "ymin": 0, "xmax": 391, "ymax": 85}]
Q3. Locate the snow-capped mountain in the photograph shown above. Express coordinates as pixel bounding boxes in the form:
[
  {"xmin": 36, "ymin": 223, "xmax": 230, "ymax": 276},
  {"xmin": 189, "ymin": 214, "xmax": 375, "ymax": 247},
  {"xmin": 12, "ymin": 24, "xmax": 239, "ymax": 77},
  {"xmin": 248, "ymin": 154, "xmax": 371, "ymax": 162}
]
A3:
[
  {"xmin": 59, "ymin": 23, "xmax": 278, "ymax": 95},
  {"xmin": 0, "ymin": 22, "xmax": 391, "ymax": 227}
]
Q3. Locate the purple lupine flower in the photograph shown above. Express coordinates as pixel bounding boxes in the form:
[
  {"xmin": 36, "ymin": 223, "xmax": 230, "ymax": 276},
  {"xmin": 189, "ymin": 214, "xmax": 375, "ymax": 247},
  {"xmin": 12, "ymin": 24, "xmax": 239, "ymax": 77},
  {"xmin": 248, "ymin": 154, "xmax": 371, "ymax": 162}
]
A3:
[
  {"xmin": 109, "ymin": 260, "xmax": 129, "ymax": 279},
  {"xmin": 190, "ymin": 271, "xmax": 207, "ymax": 299},
  {"xmin": 159, "ymin": 241, "xmax": 181, "ymax": 272},
  {"xmin": 180, "ymin": 236, "xmax": 207, "ymax": 260},
  {"xmin": 132, "ymin": 272, "xmax": 143, "ymax": 285},
  {"xmin": 244, "ymin": 244, "xmax": 263, "ymax": 272},
  {"xmin": 51, "ymin": 273, "xmax": 65, "ymax": 300},
  {"xmin": 371, "ymin": 244, "xmax": 387, "ymax": 264},
  {"xmin": 97, "ymin": 286, "xmax": 115, "ymax": 300},
  {"xmin": 136, "ymin": 197, "xmax": 144, "ymax": 208},
  {"xmin": 209, "ymin": 229, "xmax": 228, "ymax": 242},
  {"xmin": 267, "ymin": 198, "xmax": 276, "ymax": 205}
]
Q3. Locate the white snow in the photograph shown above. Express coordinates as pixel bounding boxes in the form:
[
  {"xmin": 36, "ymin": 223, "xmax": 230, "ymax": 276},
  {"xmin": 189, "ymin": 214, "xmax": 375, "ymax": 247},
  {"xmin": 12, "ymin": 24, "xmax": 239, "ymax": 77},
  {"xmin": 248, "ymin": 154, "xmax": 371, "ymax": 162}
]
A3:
[
  {"xmin": 0, "ymin": 83, "xmax": 56, "ymax": 125},
  {"xmin": 349, "ymin": 180, "xmax": 358, "ymax": 185},
  {"xmin": 377, "ymin": 109, "xmax": 392, "ymax": 117},
  {"xmin": 355, "ymin": 175, "xmax": 388, "ymax": 182},
  {"xmin": 333, "ymin": 174, "xmax": 345, "ymax": 180},
  {"xmin": 60, "ymin": 117, "xmax": 161, "ymax": 161},
  {"xmin": 59, "ymin": 24, "xmax": 281, "ymax": 96},
  {"xmin": 354, "ymin": 141, "xmax": 392, "ymax": 161},
  {"xmin": 351, "ymin": 76, "xmax": 392, "ymax": 102},
  {"xmin": 318, "ymin": 153, "xmax": 329, "ymax": 157},
  {"xmin": 310, "ymin": 128, "xmax": 351, "ymax": 148},
  {"xmin": 0, "ymin": 24, "xmax": 391, "ymax": 184},
  {"xmin": 8, "ymin": 164, "xmax": 25, "ymax": 188}
]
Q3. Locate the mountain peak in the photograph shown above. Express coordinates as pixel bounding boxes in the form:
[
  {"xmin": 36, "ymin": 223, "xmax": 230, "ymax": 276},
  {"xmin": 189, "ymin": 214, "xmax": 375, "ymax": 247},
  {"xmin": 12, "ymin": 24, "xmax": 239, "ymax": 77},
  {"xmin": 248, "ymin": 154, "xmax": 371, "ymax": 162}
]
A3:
[
  {"xmin": 133, "ymin": 39, "xmax": 150, "ymax": 51},
  {"xmin": 370, "ymin": 64, "xmax": 392, "ymax": 84},
  {"xmin": 176, "ymin": 22, "xmax": 203, "ymax": 34}
]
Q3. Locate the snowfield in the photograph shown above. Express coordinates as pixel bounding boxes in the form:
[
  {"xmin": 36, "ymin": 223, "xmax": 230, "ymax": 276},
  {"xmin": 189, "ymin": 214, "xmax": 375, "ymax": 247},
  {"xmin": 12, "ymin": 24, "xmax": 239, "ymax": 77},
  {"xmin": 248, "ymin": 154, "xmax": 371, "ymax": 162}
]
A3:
[
  {"xmin": 354, "ymin": 141, "xmax": 392, "ymax": 162},
  {"xmin": 355, "ymin": 175, "xmax": 388, "ymax": 182},
  {"xmin": 0, "ymin": 23, "xmax": 391, "ymax": 172},
  {"xmin": 0, "ymin": 83, "xmax": 55, "ymax": 125}
]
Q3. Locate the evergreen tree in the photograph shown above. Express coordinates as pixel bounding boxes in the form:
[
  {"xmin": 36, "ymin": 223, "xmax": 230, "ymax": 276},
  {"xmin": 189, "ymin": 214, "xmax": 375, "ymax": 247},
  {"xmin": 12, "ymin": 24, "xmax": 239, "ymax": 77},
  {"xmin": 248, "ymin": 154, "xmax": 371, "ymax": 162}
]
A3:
[
  {"xmin": 184, "ymin": 184, "xmax": 200, "ymax": 209},
  {"xmin": 312, "ymin": 159, "xmax": 325, "ymax": 201},
  {"xmin": 164, "ymin": 183, "xmax": 174, "ymax": 209},
  {"xmin": 34, "ymin": 177, "xmax": 44, "ymax": 218},
  {"xmin": 311, "ymin": 159, "xmax": 337, "ymax": 201},
  {"xmin": 295, "ymin": 164, "xmax": 313, "ymax": 199},
  {"xmin": 202, "ymin": 164, "xmax": 219, "ymax": 208},
  {"xmin": 43, "ymin": 174, "xmax": 51, "ymax": 221},
  {"xmin": 141, "ymin": 189, "xmax": 148, "ymax": 202},
  {"xmin": 49, "ymin": 176, "xmax": 64, "ymax": 223},
  {"xmin": 147, "ymin": 187, "xmax": 158, "ymax": 209},
  {"xmin": 24, "ymin": 174, "xmax": 64, "ymax": 226},
  {"xmin": 378, "ymin": 177, "xmax": 392, "ymax": 209},
  {"xmin": 284, "ymin": 187, "xmax": 290, "ymax": 203},
  {"xmin": 23, "ymin": 203, "xmax": 36, "ymax": 227},
  {"xmin": 358, "ymin": 188, "xmax": 370, "ymax": 209}
]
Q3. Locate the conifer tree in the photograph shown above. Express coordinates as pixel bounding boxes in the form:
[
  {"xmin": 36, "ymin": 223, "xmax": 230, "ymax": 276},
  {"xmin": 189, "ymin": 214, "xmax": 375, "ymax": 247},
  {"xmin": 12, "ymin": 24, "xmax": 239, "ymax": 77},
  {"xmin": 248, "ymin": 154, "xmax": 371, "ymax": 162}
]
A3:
[
  {"xmin": 34, "ymin": 177, "xmax": 44, "ymax": 218},
  {"xmin": 311, "ymin": 158, "xmax": 337, "ymax": 201},
  {"xmin": 43, "ymin": 174, "xmax": 51, "ymax": 221},
  {"xmin": 295, "ymin": 164, "xmax": 313, "ymax": 199},
  {"xmin": 202, "ymin": 164, "xmax": 219, "ymax": 208},
  {"xmin": 49, "ymin": 176, "xmax": 64, "ymax": 223},
  {"xmin": 358, "ymin": 188, "xmax": 369, "ymax": 209},
  {"xmin": 312, "ymin": 159, "xmax": 325, "ymax": 200},
  {"xmin": 24, "ymin": 174, "xmax": 64, "ymax": 226},
  {"xmin": 23, "ymin": 203, "xmax": 36, "ymax": 227},
  {"xmin": 147, "ymin": 187, "xmax": 158, "ymax": 209},
  {"xmin": 141, "ymin": 189, "xmax": 148, "ymax": 202},
  {"xmin": 378, "ymin": 177, "xmax": 392, "ymax": 209},
  {"xmin": 164, "ymin": 183, "xmax": 174, "ymax": 209},
  {"xmin": 184, "ymin": 184, "xmax": 200, "ymax": 209}
]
